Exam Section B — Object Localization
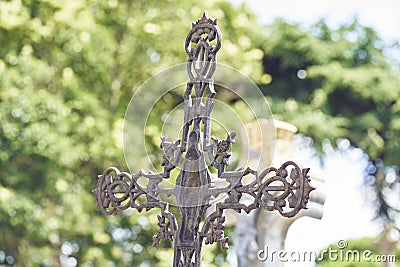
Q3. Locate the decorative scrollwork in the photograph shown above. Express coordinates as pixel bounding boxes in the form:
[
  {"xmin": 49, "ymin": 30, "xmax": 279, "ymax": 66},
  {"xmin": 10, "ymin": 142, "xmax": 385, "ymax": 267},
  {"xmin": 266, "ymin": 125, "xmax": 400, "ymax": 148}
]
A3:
[
  {"xmin": 160, "ymin": 136, "xmax": 182, "ymax": 178},
  {"xmin": 256, "ymin": 161, "xmax": 314, "ymax": 217},
  {"xmin": 200, "ymin": 161, "xmax": 315, "ymax": 247},
  {"xmin": 94, "ymin": 12, "xmax": 315, "ymax": 267},
  {"xmin": 211, "ymin": 131, "xmax": 236, "ymax": 175},
  {"xmin": 94, "ymin": 167, "xmax": 134, "ymax": 215},
  {"xmin": 204, "ymin": 216, "xmax": 229, "ymax": 249},
  {"xmin": 94, "ymin": 167, "xmax": 177, "ymax": 244},
  {"xmin": 185, "ymin": 11, "xmax": 221, "ymax": 63},
  {"xmin": 152, "ymin": 212, "xmax": 177, "ymax": 246}
]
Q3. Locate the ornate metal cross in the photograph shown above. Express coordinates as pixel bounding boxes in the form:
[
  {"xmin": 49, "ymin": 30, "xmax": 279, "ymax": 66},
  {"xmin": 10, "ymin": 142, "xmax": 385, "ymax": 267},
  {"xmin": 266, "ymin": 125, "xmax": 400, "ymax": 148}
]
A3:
[{"xmin": 94, "ymin": 12, "xmax": 315, "ymax": 267}]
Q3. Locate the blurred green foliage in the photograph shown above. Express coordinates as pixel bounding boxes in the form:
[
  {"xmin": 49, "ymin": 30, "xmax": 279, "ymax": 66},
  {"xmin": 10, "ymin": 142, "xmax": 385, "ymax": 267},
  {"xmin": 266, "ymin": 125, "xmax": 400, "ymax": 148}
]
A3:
[
  {"xmin": 0, "ymin": 0, "xmax": 399, "ymax": 266},
  {"xmin": 0, "ymin": 0, "xmax": 262, "ymax": 266},
  {"xmin": 263, "ymin": 19, "xmax": 400, "ymax": 163},
  {"xmin": 260, "ymin": 19, "xmax": 400, "ymax": 233}
]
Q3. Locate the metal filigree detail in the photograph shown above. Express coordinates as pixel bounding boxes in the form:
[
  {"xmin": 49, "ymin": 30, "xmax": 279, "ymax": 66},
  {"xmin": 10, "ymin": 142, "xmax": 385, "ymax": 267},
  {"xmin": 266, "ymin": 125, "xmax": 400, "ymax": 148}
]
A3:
[
  {"xmin": 153, "ymin": 213, "xmax": 175, "ymax": 246},
  {"xmin": 94, "ymin": 12, "xmax": 315, "ymax": 267},
  {"xmin": 160, "ymin": 136, "xmax": 182, "ymax": 178},
  {"xmin": 94, "ymin": 167, "xmax": 177, "ymax": 245},
  {"xmin": 211, "ymin": 131, "xmax": 236, "ymax": 176},
  {"xmin": 198, "ymin": 161, "xmax": 315, "ymax": 249},
  {"xmin": 204, "ymin": 216, "xmax": 229, "ymax": 249}
]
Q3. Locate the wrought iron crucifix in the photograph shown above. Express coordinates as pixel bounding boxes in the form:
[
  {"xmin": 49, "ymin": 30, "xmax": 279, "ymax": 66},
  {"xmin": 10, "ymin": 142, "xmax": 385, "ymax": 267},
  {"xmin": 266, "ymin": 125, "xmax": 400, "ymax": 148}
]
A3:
[{"xmin": 94, "ymin": 12, "xmax": 315, "ymax": 267}]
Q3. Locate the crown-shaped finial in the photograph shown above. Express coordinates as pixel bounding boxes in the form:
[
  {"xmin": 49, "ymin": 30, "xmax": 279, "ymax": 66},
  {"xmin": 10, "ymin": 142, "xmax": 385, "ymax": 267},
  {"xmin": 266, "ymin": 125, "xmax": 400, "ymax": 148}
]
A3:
[{"xmin": 192, "ymin": 11, "xmax": 218, "ymax": 27}]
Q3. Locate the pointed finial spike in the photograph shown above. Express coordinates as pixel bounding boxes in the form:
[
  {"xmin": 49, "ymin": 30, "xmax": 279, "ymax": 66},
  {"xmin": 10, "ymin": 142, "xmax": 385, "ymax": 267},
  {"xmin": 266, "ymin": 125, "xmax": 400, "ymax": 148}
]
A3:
[{"xmin": 192, "ymin": 11, "xmax": 217, "ymax": 27}]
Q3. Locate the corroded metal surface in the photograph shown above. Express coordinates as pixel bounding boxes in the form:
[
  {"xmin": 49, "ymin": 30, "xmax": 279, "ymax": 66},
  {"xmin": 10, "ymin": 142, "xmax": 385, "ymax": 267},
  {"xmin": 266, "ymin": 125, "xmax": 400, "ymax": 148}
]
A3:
[{"xmin": 94, "ymin": 12, "xmax": 314, "ymax": 267}]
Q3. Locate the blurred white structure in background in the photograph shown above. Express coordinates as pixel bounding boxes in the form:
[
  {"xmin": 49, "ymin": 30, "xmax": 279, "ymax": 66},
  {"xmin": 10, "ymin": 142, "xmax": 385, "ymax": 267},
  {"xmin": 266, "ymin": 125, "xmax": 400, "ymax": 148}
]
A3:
[{"xmin": 232, "ymin": 119, "xmax": 326, "ymax": 267}]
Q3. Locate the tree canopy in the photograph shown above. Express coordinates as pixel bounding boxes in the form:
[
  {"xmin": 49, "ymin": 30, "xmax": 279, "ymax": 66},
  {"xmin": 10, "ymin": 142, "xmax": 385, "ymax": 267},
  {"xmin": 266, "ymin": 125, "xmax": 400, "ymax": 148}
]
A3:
[{"xmin": 261, "ymin": 19, "xmax": 400, "ymax": 231}]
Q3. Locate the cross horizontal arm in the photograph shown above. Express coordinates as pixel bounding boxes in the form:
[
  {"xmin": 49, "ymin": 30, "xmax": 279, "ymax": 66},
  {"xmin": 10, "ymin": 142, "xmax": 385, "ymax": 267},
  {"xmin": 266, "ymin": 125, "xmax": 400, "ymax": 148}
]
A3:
[
  {"xmin": 94, "ymin": 160, "xmax": 314, "ymax": 250},
  {"xmin": 200, "ymin": 161, "xmax": 315, "ymax": 249},
  {"xmin": 93, "ymin": 167, "xmax": 178, "ymax": 246}
]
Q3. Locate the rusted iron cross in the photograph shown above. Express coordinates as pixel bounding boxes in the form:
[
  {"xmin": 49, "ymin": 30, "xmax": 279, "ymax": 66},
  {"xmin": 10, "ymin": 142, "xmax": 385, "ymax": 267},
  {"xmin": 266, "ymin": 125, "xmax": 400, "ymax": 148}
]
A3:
[{"xmin": 94, "ymin": 12, "xmax": 314, "ymax": 267}]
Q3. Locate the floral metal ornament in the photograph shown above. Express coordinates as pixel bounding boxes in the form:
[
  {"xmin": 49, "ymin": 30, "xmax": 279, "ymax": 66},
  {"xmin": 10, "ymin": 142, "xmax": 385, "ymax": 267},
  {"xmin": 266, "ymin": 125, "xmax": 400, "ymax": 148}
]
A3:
[{"xmin": 94, "ymin": 12, "xmax": 315, "ymax": 267}]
